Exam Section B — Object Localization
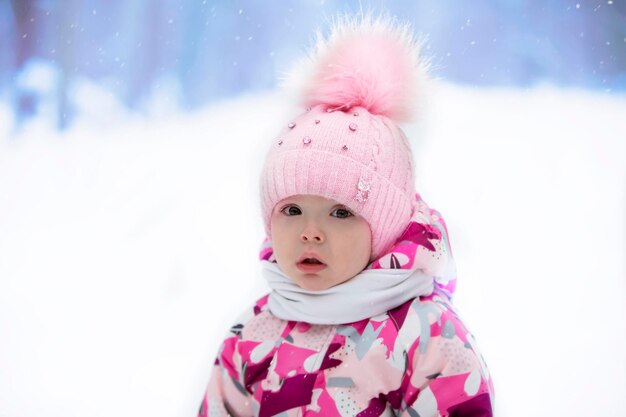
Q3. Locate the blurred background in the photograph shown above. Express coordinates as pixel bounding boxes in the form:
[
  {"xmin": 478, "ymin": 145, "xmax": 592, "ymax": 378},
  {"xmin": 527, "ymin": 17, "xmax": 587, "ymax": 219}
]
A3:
[
  {"xmin": 1, "ymin": 0, "xmax": 626, "ymax": 130},
  {"xmin": 0, "ymin": 1, "xmax": 625, "ymax": 417}
]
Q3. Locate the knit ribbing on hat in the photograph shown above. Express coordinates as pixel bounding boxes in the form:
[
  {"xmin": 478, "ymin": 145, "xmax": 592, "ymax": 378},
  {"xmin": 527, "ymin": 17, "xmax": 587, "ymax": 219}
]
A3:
[{"xmin": 260, "ymin": 105, "xmax": 416, "ymax": 259}]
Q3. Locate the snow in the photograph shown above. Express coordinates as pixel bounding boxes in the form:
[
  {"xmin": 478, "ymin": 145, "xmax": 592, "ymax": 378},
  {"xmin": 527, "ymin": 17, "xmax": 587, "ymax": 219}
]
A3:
[{"xmin": 0, "ymin": 81, "xmax": 624, "ymax": 416}]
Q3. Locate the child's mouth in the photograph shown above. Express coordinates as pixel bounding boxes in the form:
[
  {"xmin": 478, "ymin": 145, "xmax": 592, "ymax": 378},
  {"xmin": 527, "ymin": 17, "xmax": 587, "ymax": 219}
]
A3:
[
  {"xmin": 297, "ymin": 258, "xmax": 326, "ymax": 273},
  {"xmin": 302, "ymin": 258, "xmax": 322, "ymax": 264}
]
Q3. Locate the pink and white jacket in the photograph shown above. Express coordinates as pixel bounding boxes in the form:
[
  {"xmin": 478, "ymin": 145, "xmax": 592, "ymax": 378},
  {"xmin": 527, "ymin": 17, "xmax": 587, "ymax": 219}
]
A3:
[{"xmin": 199, "ymin": 195, "xmax": 495, "ymax": 416}]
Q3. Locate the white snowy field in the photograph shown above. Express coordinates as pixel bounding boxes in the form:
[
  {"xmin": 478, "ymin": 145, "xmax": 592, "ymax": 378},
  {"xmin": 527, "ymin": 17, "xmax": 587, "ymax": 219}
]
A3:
[{"xmin": 0, "ymin": 81, "xmax": 624, "ymax": 417}]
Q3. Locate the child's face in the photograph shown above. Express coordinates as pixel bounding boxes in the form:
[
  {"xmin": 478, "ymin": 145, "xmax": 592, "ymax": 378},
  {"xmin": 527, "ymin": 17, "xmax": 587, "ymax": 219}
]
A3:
[{"xmin": 270, "ymin": 194, "xmax": 372, "ymax": 291}]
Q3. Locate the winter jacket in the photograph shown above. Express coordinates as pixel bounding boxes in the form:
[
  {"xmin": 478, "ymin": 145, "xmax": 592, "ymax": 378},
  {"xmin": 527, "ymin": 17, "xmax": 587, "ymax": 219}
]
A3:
[{"xmin": 198, "ymin": 195, "xmax": 495, "ymax": 416}]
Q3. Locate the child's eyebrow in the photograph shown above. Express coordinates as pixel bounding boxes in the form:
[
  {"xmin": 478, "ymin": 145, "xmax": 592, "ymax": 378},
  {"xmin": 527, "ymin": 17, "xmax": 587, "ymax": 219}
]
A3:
[{"xmin": 277, "ymin": 198, "xmax": 299, "ymax": 205}]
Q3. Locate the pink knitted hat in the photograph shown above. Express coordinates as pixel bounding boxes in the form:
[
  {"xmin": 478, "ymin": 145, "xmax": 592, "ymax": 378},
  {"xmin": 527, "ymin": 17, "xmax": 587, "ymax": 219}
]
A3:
[{"xmin": 260, "ymin": 14, "xmax": 429, "ymax": 260}]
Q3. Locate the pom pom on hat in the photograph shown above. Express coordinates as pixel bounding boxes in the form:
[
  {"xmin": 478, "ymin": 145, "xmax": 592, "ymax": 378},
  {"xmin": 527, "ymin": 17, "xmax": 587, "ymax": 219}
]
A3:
[{"xmin": 286, "ymin": 13, "xmax": 429, "ymax": 123}]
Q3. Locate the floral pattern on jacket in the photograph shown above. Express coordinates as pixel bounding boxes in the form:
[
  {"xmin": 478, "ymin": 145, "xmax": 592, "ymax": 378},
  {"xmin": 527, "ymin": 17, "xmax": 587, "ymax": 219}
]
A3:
[{"xmin": 199, "ymin": 194, "xmax": 495, "ymax": 416}]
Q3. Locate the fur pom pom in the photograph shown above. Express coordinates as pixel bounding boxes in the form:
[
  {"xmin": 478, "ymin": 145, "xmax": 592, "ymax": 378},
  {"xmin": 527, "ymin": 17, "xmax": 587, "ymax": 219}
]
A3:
[{"xmin": 286, "ymin": 14, "xmax": 429, "ymax": 123}]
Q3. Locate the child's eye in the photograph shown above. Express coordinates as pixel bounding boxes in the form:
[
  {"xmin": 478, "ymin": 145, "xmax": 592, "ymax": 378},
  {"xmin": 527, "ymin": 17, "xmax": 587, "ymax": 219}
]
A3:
[
  {"xmin": 331, "ymin": 207, "xmax": 353, "ymax": 218},
  {"xmin": 281, "ymin": 205, "xmax": 301, "ymax": 216}
]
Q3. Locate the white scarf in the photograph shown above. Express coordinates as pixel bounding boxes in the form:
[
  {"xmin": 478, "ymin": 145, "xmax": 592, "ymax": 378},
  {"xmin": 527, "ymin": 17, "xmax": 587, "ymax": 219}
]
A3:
[{"xmin": 261, "ymin": 260, "xmax": 434, "ymax": 325}]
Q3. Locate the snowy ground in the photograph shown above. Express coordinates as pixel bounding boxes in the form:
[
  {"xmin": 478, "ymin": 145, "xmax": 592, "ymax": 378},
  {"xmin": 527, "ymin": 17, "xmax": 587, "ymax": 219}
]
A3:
[{"xmin": 0, "ymin": 81, "xmax": 624, "ymax": 417}]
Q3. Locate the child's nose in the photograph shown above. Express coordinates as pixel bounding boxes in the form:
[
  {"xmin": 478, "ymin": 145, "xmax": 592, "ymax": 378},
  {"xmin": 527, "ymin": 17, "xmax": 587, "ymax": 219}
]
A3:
[{"xmin": 300, "ymin": 224, "xmax": 325, "ymax": 243}]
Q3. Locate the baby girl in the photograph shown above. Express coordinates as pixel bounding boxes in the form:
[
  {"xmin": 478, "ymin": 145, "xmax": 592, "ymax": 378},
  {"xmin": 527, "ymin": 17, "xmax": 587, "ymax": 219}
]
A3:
[{"xmin": 198, "ymin": 14, "xmax": 495, "ymax": 417}]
